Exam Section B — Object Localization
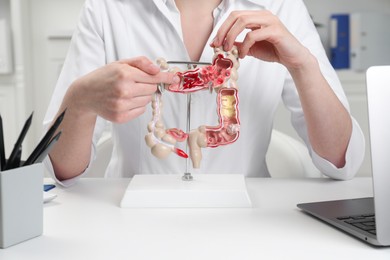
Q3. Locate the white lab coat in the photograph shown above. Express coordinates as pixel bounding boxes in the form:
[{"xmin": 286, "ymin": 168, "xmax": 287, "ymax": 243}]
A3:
[{"xmin": 44, "ymin": 0, "xmax": 365, "ymax": 186}]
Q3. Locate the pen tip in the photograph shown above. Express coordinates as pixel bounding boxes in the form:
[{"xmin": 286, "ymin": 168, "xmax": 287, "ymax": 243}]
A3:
[
  {"xmin": 60, "ymin": 108, "xmax": 67, "ymax": 117},
  {"xmin": 55, "ymin": 131, "xmax": 62, "ymax": 140}
]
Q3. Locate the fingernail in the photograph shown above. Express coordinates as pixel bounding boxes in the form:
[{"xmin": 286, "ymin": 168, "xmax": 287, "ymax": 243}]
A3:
[
  {"xmin": 224, "ymin": 42, "xmax": 229, "ymax": 51},
  {"xmin": 173, "ymin": 75, "xmax": 180, "ymax": 83},
  {"xmin": 212, "ymin": 36, "xmax": 219, "ymax": 45},
  {"xmin": 149, "ymin": 63, "xmax": 160, "ymax": 71}
]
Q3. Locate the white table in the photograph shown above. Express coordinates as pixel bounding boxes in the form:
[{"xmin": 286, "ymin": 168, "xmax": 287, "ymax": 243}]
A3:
[{"xmin": 1, "ymin": 177, "xmax": 389, "ymax": 260}]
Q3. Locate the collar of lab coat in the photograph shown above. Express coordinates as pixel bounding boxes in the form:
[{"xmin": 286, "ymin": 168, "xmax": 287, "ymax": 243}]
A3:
[
  {"xmin": 152, "ymin": 0, "xmax": 269, "ymax": 48},
  {"xmin": 157, "ymin": 0, "xmax": 269, "ymax": 10},
  {"xmin": 234, "ymin": 0, "xmax": 270, "ymax": 8}
]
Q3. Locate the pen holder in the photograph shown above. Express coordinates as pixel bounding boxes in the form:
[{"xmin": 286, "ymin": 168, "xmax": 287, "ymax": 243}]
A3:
[{"xmin": 0, "ymin": 163, "xmax": 43, "ymax": 248}]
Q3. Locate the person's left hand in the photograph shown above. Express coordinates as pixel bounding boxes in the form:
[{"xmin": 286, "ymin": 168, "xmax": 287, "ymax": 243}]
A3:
[{"xmin": 211, "ymin": 10, "xmax": 311, "ymax": 70}]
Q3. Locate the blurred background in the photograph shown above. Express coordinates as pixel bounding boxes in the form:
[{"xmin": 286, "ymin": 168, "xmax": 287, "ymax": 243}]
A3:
[{"xmin": 0, "ymin": 0, "xmax": 389, "ymax": 176}]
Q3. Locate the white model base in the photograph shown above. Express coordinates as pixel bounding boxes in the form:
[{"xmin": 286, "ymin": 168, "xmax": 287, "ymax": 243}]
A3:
[{"xmin": 120, "ymin": 174, "xmax": 252, "ymax": 208}]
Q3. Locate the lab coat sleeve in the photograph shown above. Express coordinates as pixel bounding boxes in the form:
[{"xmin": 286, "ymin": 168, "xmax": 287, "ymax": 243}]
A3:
[
  {"xmin": 43, "ymin": 0, "xmax": 108, "ymax": 186},
  {"xmin": 278, "ymin": 0, "xmax": 365, "ymax": 180}
]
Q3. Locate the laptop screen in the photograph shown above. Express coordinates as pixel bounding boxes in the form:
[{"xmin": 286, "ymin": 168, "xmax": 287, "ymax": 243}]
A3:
[{"xmin": 366, "ymin": 65, "xmax": 390, "ymax": 245}]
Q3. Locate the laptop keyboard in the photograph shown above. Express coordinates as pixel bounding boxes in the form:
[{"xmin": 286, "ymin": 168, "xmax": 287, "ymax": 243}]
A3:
[{"xmin": 337, "ymin": 214, "xmax": 376, "ymax": 235}]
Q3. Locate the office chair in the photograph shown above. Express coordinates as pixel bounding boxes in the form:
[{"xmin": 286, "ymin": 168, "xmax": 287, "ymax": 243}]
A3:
[
  {"xmin": 84, "ymin": 132, "xmax": 113, "ymax": 178},
  {"xmin": 266, "ymin": 130, "xmax": 322, "ymax": 178}
]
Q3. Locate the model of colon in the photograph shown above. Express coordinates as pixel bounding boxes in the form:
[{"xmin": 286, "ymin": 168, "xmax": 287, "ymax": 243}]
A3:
[{"xmin": 145, "ymin": 46, "xmax": 240, "ymax": 168}]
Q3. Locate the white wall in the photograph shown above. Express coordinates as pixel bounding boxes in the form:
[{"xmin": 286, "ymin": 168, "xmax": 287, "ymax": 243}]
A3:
[
  {"xmin": 0, "ymin": 0, "xmax": 84, "ymax": 157},
  {"xmin": 0, "ymin": 0, "xmax": 10, "ymax": 19},
  {"xmin": 28, "ymin": 0, "xmax": 84, "ymax": 143},
  {"xmin": 0, "ymin": 0, "xmax": 25, "ymax": 156}
]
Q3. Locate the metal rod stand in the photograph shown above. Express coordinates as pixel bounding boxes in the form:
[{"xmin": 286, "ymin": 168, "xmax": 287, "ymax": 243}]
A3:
[{"xmin": 182, "ymin": 92, "xmax": 193, "ymax": 181}]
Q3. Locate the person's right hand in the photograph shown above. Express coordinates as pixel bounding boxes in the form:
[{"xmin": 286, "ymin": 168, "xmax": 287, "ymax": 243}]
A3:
[{"xmin": 66, "ymin": 56, "xmax": 179, "ymax": 123}]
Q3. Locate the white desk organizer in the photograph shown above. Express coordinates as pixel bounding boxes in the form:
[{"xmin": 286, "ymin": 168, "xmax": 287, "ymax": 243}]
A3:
[
  {"xmin": 0, "ymin": 164, "xmax": 43, "ymax": 248},
  {"xmin": 120, "ymin": 174, "xmax": 252, "ymax": 208}
]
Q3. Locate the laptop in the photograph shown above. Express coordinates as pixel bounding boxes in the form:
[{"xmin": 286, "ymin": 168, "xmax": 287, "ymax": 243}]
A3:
[{"xmin": 297, "ymin": 65, "xmax": 390, "ymax": 247}]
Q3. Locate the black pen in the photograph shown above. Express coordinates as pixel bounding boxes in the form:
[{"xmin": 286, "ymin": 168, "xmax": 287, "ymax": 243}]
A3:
[
  {"xmin": 24, "ymin": 109, "xmax": 66, "ymax": 166},
  {"xmin": 33, "ymin": 131, "xmax": 62, "ymax": 164},
  {"xmin": 4, "ymin": 112, "xmax": 33, "ymax": 170},
  {"xmin": 14, "ymin": 146, "xmax": 22, "ymax": 169},
  {"xmin": 0, "ymin": 115, "xmax": 6, "ymax": 171}
]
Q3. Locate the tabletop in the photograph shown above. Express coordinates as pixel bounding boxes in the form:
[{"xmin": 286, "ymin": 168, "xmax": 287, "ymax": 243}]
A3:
[{"xmin": 1, "ymin": 177, "xmax": 389, "ymax": 260}]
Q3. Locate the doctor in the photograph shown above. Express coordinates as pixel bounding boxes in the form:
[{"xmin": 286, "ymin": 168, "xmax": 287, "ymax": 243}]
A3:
[{"xmin": 44, "ymin": 0, "xmax": 365, "ymax": 186}]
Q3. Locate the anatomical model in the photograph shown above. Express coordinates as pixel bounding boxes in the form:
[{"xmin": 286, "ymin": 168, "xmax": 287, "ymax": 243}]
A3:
[{"xmin": 145, "ymin": 46, "xmax": 240, "ymax": 169}]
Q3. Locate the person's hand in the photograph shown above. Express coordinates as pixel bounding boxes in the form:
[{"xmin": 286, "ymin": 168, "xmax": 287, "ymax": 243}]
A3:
[
  {"xmin": 67, "ymin": 56, "xmax": 179, "ymax": 123},
  {"xmin": 211, "ymin": 10, "xmax": 311, "ymax": 69}
]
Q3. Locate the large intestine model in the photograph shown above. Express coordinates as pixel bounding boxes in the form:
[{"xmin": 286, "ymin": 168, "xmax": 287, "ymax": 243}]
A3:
[{"xmin": 145, "ymin": 46, "xmax": 240, "ymax": 169}]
